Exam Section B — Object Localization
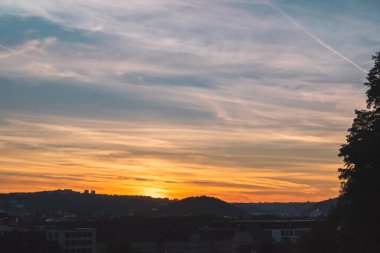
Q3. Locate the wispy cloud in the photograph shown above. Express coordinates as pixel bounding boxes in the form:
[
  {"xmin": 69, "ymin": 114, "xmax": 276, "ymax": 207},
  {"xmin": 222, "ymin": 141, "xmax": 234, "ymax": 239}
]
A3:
[{"xmin": 0, "ymin": 39, "xmax": 51, "ymax": 58}]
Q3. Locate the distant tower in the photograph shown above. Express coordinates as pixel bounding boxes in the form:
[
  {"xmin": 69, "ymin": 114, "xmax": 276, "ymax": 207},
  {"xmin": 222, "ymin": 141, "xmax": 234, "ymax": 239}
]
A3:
[
  {"xmin": 91, "ymin": 190, "xmax": 96, "ymax": 195},
  {"xmin": 83, "ymin": 189, "xmax": 89, "ymax": 194}
]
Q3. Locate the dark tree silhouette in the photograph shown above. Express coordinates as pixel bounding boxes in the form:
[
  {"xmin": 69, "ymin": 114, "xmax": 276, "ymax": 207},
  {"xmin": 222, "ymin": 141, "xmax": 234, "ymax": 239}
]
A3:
[
  {"xmin": 298, "ymin": 52, "xmax": 380, "ymax": 253},
  {"xmin": 336, "ymin": 52, "xmax": 380, "ymax": 252}
]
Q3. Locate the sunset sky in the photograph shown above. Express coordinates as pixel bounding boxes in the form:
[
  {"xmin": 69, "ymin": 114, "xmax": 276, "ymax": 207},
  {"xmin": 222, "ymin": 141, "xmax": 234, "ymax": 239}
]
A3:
[{"xmin": 0, "ymin": 0, "xmax": 379, "ymax": 202}]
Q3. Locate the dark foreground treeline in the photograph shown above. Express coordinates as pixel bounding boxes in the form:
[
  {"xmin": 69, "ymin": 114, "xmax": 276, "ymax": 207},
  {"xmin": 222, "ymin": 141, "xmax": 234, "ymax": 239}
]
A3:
[{"xmin": 297, "ymin": 52, "xmax": 380, "ymax": 252}]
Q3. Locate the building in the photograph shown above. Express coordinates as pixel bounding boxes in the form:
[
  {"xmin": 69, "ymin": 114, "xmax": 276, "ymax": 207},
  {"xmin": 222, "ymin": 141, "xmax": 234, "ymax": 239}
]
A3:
[
  {"xmin": 269, "ymin": 227, "xmax": 309, "ymax": 243},
  {"xmin": 45, "ymin": 228, "xmax": 96, "ymax": 253},
  {"xmin": 131, "ymin": 227, "xmax": 267, "ymax": 253},
  {"xmin": 131, "ymin": 241, "xmax": 158, "ymax": 253},
  {"xmin": 0, "ymin": 226, "xmax": 27, "ymax": 236},
  {"xmin": 0, "ymin": 226, "xmax": 96, "ymax": 253},
  {"xmin": 233, "ymin": 220, "xmax": 314, "ymax": 243}
]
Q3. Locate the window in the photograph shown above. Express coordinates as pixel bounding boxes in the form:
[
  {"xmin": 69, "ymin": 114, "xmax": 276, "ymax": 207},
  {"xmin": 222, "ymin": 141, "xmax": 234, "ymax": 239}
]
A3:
[
  {"xmin": 295, "ymin": 230, "xmax": 307, "ymax": 237},
  {"xmin": 281, "ymin": 230, "xmax": 293, "ymax": 236}
]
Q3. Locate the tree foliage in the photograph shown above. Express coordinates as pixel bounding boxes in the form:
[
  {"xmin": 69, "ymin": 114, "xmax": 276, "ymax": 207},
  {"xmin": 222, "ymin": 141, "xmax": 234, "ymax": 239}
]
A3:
[
  {"xmin": 337, "ymin": 52, "xmax": 380, "ymax": 252},
  {"xmin": 299, "ymin": 52, "xmax": 380, "ymax": 253}
]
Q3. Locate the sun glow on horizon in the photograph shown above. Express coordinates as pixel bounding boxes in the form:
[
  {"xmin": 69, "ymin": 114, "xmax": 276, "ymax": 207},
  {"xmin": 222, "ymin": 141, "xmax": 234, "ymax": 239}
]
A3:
[{"xmin": 140, "ymin": 187, "xmax": 168, "ymax": 199}]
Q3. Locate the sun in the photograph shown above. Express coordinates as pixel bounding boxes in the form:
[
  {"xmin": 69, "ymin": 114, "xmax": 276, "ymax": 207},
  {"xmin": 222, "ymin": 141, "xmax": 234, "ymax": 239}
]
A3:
[{"xmin": 141, "ymin": 187, "xmax": 167, "ymax": 198}]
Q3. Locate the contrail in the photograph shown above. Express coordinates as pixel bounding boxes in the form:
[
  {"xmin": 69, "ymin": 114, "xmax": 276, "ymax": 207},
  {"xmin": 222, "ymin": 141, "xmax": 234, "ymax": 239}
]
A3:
[{"xmin": 267, "ymin": 1, "xmax": 367, "ymax": 74}]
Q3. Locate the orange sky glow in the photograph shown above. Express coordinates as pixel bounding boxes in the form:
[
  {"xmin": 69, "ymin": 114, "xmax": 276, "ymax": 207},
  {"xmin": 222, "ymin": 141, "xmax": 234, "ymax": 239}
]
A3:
[{"xmin": 0, "ymin": 115, "xmax": 344, "ymax": 202}]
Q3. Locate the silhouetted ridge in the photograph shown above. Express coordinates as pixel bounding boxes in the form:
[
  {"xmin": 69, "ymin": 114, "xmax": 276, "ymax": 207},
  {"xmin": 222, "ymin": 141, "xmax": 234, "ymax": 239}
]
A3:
[
  {"xmin": 0, "ymin": 189, "xmax": 170, "ymax": 216},
  {"xmin": 158, "ymin": 196, "xmax": 248, "ymax": 217},
  {"xmin": 302, "ymin": 198, "xmax": 337, "ymax": 216},
  {"xmin": 0, "ymin": 189, "xmax": 337, "ymax": 218},
  {"xmin": 235, "ymin": 198, "xmax": 337, "ymax": 217}
]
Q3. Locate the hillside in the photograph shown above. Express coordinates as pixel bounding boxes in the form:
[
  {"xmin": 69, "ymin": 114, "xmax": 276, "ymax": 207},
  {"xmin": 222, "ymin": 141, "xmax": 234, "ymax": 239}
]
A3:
[
  {"xmin": 0, "ymin": 189, "xmax": 170, "ymax": 217},
  {"xmin": 235, "ymin": 198, "xmax": 337, "ymax": 217},
  {"xmin": 0, "ymin": 190, "xmax": 337, "ymax": 218},
  {"xmin": 158, "ymin": 196, "xmax": 249, "ymax": 217},
  {"xmin": 302, "ymin": 198, "xmax": 337, "ymax": 216}
]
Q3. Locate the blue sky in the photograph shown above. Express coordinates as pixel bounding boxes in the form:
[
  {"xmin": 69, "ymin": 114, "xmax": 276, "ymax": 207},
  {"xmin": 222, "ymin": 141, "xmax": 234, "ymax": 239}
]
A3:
[{"xmin": 0, "ymin": 0, "xmax": 379, "ymax": 201}]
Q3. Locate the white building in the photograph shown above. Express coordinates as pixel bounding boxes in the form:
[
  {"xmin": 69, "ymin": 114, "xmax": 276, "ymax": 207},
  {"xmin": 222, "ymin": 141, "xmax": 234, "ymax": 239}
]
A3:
[
  {"xmin": 267, "ymin": 228, "xmax": 309, "ymax": 243},
  {"xmin": 45, "ymin": 228, "xmax": 96, "ymax": 253},
  {"xmin": 233, "ymin": 220, "xmax": 313, "ymax": 243}
]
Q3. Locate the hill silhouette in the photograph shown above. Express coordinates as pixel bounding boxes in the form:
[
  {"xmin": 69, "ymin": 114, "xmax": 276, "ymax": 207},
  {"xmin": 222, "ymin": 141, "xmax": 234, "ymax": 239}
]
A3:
[
  {"xmin": 0, "ymin": 190, "xmax": 337, "ymax": 218},
  {"xmin": 0, "ymin": 189, "xmax": 170, "ymax": 217},
  {"xmin": 158, "ymin": 196, "xmax": 249, "ymax": 217},
  {"xmin": 302, "ymin": 198, "xmax": 337, "ymax": 216},
  {"xmin": 235, "ymin": 198, "xmax": 337, "ymax": 217}
]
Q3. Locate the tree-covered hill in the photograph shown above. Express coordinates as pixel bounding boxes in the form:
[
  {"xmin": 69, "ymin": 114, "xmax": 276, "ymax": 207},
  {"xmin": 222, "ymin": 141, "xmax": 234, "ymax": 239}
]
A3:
[
  {"xmin": 0, "ymin": 189, "xmax": 170, "ymax": 217},
  {"xmin": 158, "ymin": 196, "xmax": 249, "ymax": 217}
]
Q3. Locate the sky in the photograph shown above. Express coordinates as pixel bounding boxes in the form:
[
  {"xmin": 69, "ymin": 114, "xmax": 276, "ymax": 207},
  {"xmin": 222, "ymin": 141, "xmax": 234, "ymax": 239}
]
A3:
[{"xmin": 0, "ymin": 0, "xmax": 379, "ymax": 202}]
